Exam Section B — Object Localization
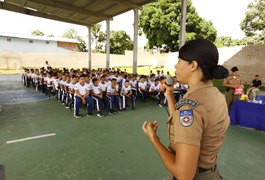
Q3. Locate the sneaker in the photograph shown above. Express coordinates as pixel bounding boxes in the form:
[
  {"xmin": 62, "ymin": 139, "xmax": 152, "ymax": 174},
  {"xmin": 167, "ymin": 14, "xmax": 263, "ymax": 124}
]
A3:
[
  {"xmin": 65, "ymin": 106, "xmax": 70, "ymax": 109},
  {"xmin": 74, "ymin": 114, "xmax": 81, "ymax": 118},
  {"xmin": 109, "ymin": 112, "xmax": 114, "ymax": 115},
  {"xmin": 97, "ymin": 112, "xmax": 104, "ymax": 117},
  {"xmin": 132, "ymin": 107, "xmax": 136, "ymax": 110},
  {"xmin": 158, "ymin": 104, "xmax": 163, "ymax": 107},
  {"xmin": 87, "ymin": 112, "xmax": 93, "ymax": 116}
]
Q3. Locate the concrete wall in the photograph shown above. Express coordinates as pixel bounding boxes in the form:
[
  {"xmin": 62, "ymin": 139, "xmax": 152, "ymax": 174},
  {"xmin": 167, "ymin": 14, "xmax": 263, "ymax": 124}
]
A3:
[
  {"xmin": 0, "ymin": 37, "xmax": 71, "ymax": 53},
  {"xmin": 1, "ymin": 44, "xmax": 265, "ymax": 85},
  {"xmin": 223, "ymin": 45, "xmax": 265, "ymax": 84}
]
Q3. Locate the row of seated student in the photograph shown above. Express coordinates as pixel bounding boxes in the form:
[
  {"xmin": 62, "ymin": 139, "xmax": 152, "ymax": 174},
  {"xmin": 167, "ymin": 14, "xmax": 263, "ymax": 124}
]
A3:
[{"xmin": 22, "ymin": 68, "xmax": 188, "ymax": 118}]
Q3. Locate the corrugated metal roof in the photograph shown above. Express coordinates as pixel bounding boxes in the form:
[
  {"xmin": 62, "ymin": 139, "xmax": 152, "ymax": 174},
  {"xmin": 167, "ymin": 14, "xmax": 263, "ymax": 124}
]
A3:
[
  {"xmin": 0, "ymin": 0, "xmax": 155, "ymax": 26},
  {"xmin": 0, "ymin": 32, "xmax": 79, "ymax": 43}
]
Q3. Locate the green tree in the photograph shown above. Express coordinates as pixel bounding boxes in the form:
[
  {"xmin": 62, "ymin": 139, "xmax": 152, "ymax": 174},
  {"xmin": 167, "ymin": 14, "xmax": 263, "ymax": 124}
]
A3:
[
  {"xmin": 47, "ymin": 34, "xmax": 55, "ymax": 37},
  {"xmin": 62, "ymin": 28, "xmax": 78, "ymax": 39},
  {"xmin": 91, "ymin": 24, "xmax": 107, "ymax": 52},
  {"xmin": 139, "ymin": 0, "xmax": 217, "ymax": 51},
  {"xmin": 31, "ymin": 30, "xmax": 44, "ymax": 36},
  {"xmin": 62, "ymin": 28, "xmax": 87, "ymax": 52},
  {"xmin": 214, "ymin": 36, "xmax": 244, "ymax": 48},
  {"xmin": 110, "ymin": 30, "xmax": 133, "ymax": 54},
  {"xmin": 240, "ymin": 0, "xmax": 265, "ymax": 45},
  {"xmin": 240, "ymin": 0, "xmax": 265, "ymax": 36}
]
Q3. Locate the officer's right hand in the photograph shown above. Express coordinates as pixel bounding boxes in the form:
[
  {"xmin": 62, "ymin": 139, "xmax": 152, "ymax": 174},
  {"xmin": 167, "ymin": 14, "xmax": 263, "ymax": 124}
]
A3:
[{"xmin": 142, "ymin": 121, "xmax": 159, "ymax": 140}]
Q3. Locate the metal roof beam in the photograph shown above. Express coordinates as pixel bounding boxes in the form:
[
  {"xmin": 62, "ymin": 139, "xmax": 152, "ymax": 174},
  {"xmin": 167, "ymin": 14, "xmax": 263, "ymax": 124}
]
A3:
[
  {"xmin": 0, "ymin": 2, "xmax": 90, "ymax": 26},
  {"xmin": 25, "ymin": 0, "xmax": 111, "ymax": 19},
  {"xmin": 110, "ymin": 0, "xmax": 142, "ymax": 9}
]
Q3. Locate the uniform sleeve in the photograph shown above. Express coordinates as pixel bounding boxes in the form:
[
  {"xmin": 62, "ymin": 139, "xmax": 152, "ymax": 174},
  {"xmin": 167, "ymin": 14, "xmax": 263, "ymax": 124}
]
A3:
[{"xmin": 173, "ymin": 106, "xmax": 203, "ymax": 147}]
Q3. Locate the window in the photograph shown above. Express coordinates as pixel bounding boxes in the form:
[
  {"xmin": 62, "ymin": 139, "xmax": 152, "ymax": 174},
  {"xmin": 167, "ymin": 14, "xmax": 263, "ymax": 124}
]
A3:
[
  {"xmin": 7, "ymin": 38, "xmax": 11, "ymax": 42},
  {"xmin": 29, "ymin": 40, "xmax": 33, "ymax": 43},
  {"xmin": 45, "ymin": 41, "xmax": 50, "ymax": 44}
]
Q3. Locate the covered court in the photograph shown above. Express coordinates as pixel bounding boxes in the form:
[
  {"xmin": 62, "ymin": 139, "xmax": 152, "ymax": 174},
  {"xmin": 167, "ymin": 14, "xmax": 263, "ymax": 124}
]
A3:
[{"xmin": 0, "ymin": 75, "xmax": 265, "ymax": 179}]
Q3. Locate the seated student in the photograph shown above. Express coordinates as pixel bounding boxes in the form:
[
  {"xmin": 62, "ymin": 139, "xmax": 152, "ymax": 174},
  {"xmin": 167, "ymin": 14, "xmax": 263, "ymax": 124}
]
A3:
[
  {"xmin": 99, "ymin": 75, "xmax": 109, "ymax": 108},
  {"xmin": 246, "ymin": 75, "xmax": 262, "ymax": 99},
  {"xmin": 107, "ymin": 78, "xmax": 120, "ymax": 114},
  {"xmin": 138, "ymin": 75, "xmax": 148, "ymax": 102},
  {"xmin": 59, "ymin": 75, "xmax": 67, "ymax": 104},
  {"xmin": 121, "ymin": 80, "xmax": 135, "ymax": 110},
  {"xmin": 64, "ymin": 76, "xmax": 71, "ymax": 108},
  {"xmin": 44, "ymin": 72, "xmax": 53, "ymax": 95},
  {"xmin": 149, "ymin": 78, "xmax": 161, "ymax": 104},
  {"xmin": 67, "ymin": 75, "xmax": 78, "ymax": 108},
  {"xmin": 173, "ymin": 80, "xmax": 182, "ymax": 102},
  {"xmin": 91, "ymin": 78, "xmax": 104, "ymax": 117},
  {"xmin": 130, "ymin": 74, "xmax": 138, "ymax": 96},
  {"xmin": 51, "ymin": 72, "xmax": 59, "ymax": 97},
  {"xmin": 73, "ymin": 75, "xmax": 93, "ymax": 118},
  {"xmin": 158, "ymin": 76, "xmax": 167, "ymax": 106}
]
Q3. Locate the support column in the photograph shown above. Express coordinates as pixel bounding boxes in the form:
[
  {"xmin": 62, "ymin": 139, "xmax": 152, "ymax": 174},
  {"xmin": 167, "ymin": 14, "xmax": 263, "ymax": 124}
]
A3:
[
  {"xmin": 179, "ymin": 0, "xmax": 187, "ymax": 49},
  {"xmin": 106, "ymin": 20, "xmax": 110, "ymax": 69},
  {"xmin": 87, "ymin": 26, "xmax": 92, "ymax": 70},
  {"xmin": 133, "ymin": 9, "xmax": 139, "ymax": 75}
]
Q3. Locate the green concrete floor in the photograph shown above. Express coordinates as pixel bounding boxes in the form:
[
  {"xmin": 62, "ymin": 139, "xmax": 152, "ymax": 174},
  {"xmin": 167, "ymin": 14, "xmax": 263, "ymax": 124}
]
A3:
[{"xmin": 0, "ymin": 75, "xmax": 265, "ymax": 180}]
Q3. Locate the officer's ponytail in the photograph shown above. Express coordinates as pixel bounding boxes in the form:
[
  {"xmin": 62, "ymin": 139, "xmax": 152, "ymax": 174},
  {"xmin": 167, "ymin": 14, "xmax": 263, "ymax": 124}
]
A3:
[{"xmin": 178, "ymin": 39, "xmax": 229, "ymax": 81}]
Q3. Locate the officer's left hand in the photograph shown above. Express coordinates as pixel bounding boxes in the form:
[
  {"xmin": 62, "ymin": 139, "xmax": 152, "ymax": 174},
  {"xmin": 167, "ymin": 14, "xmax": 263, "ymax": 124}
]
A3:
[{"xmin": 142, "ymin": 121, "xmax": 159, "ymax": 140}]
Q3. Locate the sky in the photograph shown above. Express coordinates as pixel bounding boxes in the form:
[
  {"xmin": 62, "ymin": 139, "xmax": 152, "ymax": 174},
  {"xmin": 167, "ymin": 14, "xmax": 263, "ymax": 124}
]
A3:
[{"xmin": 0, "ymin": 0, "xmax": 254, "ymax": 47}]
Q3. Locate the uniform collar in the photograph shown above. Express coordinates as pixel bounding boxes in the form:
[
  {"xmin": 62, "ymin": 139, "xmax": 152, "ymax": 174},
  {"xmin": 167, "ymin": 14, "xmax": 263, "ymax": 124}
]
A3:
[{"xmin": 185, "ymin": 81, "xmax": 213, "ymax": 97}]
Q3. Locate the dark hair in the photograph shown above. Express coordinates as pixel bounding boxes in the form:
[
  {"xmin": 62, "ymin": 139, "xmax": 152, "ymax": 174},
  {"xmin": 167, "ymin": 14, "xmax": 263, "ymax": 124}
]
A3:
[
  {"xmin": 179, "ymin": 39, "xmax": 229, "ymax": 81},
  {"xmin": 111, "ymin": 78, "xmax": 117, "ymax": 82},
  {"xmin": 231, "ymin": 66, "xmax": 239, "ymax": 72},
  {"xmin": 255, "ymin": 75, "xmax": 259, "ymax": 77},
  {"xmin": 92, "ymin": 78, "xmax": 98, "ymax": 83}
]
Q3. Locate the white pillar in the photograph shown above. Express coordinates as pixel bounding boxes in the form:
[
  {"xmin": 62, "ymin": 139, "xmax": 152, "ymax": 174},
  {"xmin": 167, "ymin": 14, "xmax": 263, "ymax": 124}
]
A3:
[
  {"xmin": 87, "ymin": 26, "xmax": 92, "ymax": 69},
  {"xmin": 179, "ymin": 0, "xmax": 187, "ymax": 49},
  {"xmin": 133, "ymin": 9, "xmax": 139, "ymax": 75},
  {"xmin": 106, "ymin": 20, "xmax": 110, "ymax": 69}
]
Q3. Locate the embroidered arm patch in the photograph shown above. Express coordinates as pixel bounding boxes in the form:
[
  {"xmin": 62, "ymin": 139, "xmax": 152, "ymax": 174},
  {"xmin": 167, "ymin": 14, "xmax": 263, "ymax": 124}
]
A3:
[
  {"xmin": 175, "ymin": 99, "xmax": 198, "ymax": 110},
  {"xmin": 180, "ymin": 110, "xmax": 194, "ymax": 127}
]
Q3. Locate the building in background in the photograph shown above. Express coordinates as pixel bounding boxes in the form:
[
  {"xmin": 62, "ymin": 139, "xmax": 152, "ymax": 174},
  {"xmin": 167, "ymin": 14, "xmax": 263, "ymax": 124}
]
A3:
[{"xmin": 0, "ymin": 32, "xmax": 79, "ymax": 53}]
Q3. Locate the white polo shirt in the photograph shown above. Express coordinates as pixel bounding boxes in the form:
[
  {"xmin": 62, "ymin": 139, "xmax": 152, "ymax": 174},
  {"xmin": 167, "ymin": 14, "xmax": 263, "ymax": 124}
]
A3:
[
  {"xmin": 74, "ymin": 82, "xmax": 88, "ymax": 96},
  {"xmin": 107, "ymin": 84, "xmax": 119, "ymax": 94},
  {"xmin": 91, "ymin": 85, "xmax": 101, "ymax": 95},
  {"xmin": 149, "ymin": 83, "xmax": 160, "ymax": 92},
  {"xmin": 122, "ymin": 85, "xmax": 131, "ymax": 95}
]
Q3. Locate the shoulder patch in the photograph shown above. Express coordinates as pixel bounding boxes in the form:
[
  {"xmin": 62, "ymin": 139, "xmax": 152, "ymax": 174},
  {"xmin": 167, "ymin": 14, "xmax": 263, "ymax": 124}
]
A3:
[
  {"xmin": 175, "ymin": 99, "xmax": 198, "ymax": 110},
  {"xmin": 179, "ymin": 110, "xmax": 194, "ymax": 127}
]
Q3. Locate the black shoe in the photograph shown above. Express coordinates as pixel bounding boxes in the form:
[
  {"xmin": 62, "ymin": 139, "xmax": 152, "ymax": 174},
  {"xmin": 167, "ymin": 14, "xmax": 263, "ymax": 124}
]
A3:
[
  {"xmin": 87, "ymin": 112, "xmax": 93, "ymax": 116},
  {"xmin": 97, "ymin": 112, "xmax": 104, "ymax": 117},
  {"xmin": 132, "ymin": 107, "xmax": 136, "ymax": 110},
  {"xmin": 74, "ymin": 114, "xmax": 81, "ymax": 118}
]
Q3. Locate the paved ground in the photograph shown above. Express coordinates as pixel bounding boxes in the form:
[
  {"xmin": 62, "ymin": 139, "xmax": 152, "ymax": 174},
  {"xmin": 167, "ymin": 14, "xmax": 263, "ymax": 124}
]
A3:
[{"xmin": 0, "ymin": 75, "xmax": 265, "ymax": 180}]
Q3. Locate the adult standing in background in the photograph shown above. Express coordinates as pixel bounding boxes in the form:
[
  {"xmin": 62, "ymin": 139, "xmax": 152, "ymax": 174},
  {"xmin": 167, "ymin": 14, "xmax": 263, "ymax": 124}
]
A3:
[
  {"xmin": 142, "ymin": 39, "xmax": 230, "ymax": 180},
  {"xmin": 246, "ymin": 75, "xmax": 262, "ymax": 99},
  {"xmin": 223, "ymin": 66, "xmax": 242, "ymax": 111},
  {"xmin": 44, "ymin": 60, "xmax": 51, "ymax": 71}
]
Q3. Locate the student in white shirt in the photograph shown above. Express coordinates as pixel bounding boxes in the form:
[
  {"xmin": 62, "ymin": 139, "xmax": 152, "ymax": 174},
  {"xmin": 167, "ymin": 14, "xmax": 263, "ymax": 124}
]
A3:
[
  {"xmin": 74, "ymin": 75, "xmax": 91, "ymax": 118},
  {"xmin": 91, "ymin": 78, "xmax": 104, "ymax": 117},
  {"xmin": 138, "ymin": 76, "xmax": 148, "ymax": 102},
  {"xmin": 99, "ymin": 75, "xmax": 109, "ymax": 108},
  {"xmin": 107, "ymin": 78, "xmax": 120, "ymax": 114},
  {"xmin": 121, "ymin": 80, "xmax": 135, "ymax": 110}
]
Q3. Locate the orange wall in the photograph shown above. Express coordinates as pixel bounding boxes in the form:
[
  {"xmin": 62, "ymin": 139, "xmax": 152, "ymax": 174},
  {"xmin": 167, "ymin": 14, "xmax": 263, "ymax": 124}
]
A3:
[{"xmin": 57, "ymin": 41, "xmax": 78, "ymax": 52}]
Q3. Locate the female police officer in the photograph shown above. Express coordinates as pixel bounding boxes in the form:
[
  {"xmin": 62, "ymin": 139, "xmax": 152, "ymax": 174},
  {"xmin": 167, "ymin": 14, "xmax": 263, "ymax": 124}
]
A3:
[{"xmin": 142, "ymin": 39, "xmax": 230, "ymax": 180}]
